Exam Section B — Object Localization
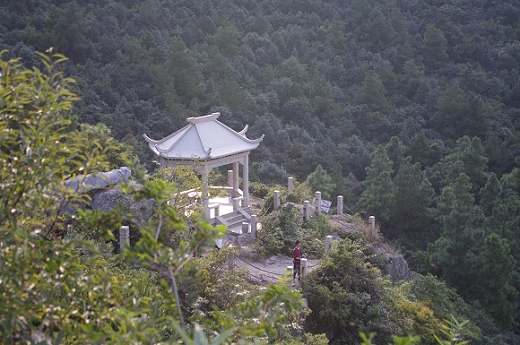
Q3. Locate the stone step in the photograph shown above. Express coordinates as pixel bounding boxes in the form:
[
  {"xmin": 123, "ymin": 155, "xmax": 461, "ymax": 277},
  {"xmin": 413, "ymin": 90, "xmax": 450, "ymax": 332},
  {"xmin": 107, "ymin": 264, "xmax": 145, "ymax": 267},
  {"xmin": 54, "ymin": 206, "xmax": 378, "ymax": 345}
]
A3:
[{"xmin": 216, "ymin": 211, "xmax": 250, "ymax": 233}]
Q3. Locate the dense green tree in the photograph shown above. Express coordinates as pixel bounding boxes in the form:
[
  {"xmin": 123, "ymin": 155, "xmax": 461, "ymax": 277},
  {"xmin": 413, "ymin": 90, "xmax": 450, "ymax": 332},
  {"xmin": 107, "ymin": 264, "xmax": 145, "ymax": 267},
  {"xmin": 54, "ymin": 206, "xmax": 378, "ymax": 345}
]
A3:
[
  {"xmin": 384, "ymin": 136, "xmax": 407, "ymax": 178},
  {"xmin": 442, "ymin": 136, "xmax": 489, "ymax": 193},
  {"xmin": 303, "ymin": 238, "xmax": 393, "ymax": 344},
  {"xmin": 419, "ymin": 25, "xmax": 448, "ymax": 70},
  {"xmin": 478, "ymin": 233, "xmax": 518, "ymax": 329},
  {"xmin": 357, "ymin": 70, "xmax": 390, "ymax": 114},
  {"xmin": 305, "ymin": 164, "xmax": 335, "ymax": 200},
  {"xmin": 391, "ymin": 160, "xmax": 435, "ymax": 245},
  {"xmin": 208, "ymin": 22, "xmax": 242, "ymax": 56},
  {"xmin": 43, "ymin": 2, "xmax": 95, "ymax": 63},
  {"xmin": 428, "ymin": 173, "xmax": 485, "ymax": 292},
  {"xmin": 329, "ymin": 163, "xmax": 348, "ymax": 203},
  {"xmin": 435, "ymin": 83, "xmax": 493, "ymax": 139},
  {"xmin": 360, "ymin": 145, "xmax": 396, "ymax": 225},
  {"xmin": 157, "ymin": 38, "xmax": 204, "ymax": 116},
  {"xmin": 406, "ymin": 132, "xmax": 437, "ymax": 168},
  {"xmin": 429, "ymin": 171, "xmax": 518, "ymax": 329},
  {"xmin": 399, "ymin": 60, "xmax": 425, "ymax": 99},
  {"xmin": 479, "ymin": 172, "xmax": 503, "ymax": 217}
]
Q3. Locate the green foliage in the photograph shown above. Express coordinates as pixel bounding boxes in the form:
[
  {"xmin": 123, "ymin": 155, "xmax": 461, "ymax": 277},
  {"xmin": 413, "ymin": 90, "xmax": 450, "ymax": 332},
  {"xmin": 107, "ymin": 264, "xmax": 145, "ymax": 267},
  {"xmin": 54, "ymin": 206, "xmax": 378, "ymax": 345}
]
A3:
[
  {"xmin": 357, "ymin": 70, "xmax": 390, "ymax": 114},
  {"xmin": 0, "ymin": 52, "xmax": 304, "ymax": 344},
  {"xmin": 419, "ymin": 25, "xmax": 448, "ymax": 70},
  {"xmin": 0, "ymin": 52, "xmax": 94, "ymax": 235},
  {"xmin": 257, "ymin": 204, "xmax": 302, "ymax": 257},
  {"xmin": 249, "ymin": 181, "xmax": 271, "ymax": 199},
  {"xmin": 4, "ymin": 0, "xmax": 520, "ymax": 335},
  {"xmin": 360, "ymin": 145, "xmax": 396, "ymax": 225},
  {"xmin": 305, "ymin": 164, "xmax": 335, "ymax": 200},
  {"xmin": 436, "ymin": 85, "xmax": 493, "ymax": 139},
  {"xmin": 406, "ymin": 132, "xmax": 436, "ymax": 168},
  {"xmin": 209, "ymin": 22, "xmax": 242, "ymax": 56},
  {"xmin": 434, "ymin": 316, "xmax": 470, "ymax": 345},
  {"xmin": 441, "ymin": 136, "xmax": 489, "ymax": 193},
  {"xmin": 70, "ymin": 122, "xmax": 138, "ymax": 170},
  {"xmin": 390, "ymin": 160, "xmax": 435, "ymax": 245},
  {"xmin": 287, "ymin": 178, "xmax": 313, "ymax": 205},
  {"xmin": 303, "ymin": 238, "xmax": 391, "ymax": 344}
]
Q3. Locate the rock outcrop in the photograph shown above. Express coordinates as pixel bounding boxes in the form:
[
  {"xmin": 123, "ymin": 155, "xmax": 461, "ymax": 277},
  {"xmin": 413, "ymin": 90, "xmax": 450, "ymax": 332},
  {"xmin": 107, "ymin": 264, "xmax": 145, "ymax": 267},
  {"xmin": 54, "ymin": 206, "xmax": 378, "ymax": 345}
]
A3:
[
  {"xmin": 63, "ymin": 167, "xmax": 132, "ymax": 194},
  {"xmin": 90, "ymin": 183, "xmax": 155, "ymax": 227},
  {"xmin": 383, "ymin": 254, "xmax": 410, "ymax": 282},
  {"xmin": 61, "ymin": 168, "xmax": 155, "ymax": 227}
]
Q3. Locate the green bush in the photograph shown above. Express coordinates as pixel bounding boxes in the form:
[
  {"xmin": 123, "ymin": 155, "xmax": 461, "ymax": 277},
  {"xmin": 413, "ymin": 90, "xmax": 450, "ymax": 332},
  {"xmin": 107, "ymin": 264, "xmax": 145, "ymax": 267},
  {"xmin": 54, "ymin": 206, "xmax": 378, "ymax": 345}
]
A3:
[
  {"xmin": 257, "ymin": 204, "xmax": 302, "ymax": 257},
  {"xmin": 249, "ymin": 181, "xmax": 272, "ymax": 199}
]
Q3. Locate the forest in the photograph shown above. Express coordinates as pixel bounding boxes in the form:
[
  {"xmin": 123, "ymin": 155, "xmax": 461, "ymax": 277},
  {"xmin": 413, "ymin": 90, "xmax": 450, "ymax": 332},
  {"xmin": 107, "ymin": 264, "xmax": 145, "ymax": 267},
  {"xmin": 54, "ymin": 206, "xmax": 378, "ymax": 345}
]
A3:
[{"xmin": 1, "ymin": 0, "xmax": 520, "ymax": 343}]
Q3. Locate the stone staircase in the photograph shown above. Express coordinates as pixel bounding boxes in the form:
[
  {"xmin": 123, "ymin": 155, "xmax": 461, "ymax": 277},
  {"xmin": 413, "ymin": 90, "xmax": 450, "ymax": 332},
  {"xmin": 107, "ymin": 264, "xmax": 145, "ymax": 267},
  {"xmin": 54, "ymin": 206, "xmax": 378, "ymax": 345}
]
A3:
[{"xmin": 215, "ymin": 209, "xmax": 251, "ymax": 234}]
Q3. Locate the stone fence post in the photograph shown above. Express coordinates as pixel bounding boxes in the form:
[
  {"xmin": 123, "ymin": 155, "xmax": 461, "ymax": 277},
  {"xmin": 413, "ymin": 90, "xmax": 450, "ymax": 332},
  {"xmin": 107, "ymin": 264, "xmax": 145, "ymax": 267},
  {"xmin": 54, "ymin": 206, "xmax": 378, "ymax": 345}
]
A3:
[
  {"xmin": 337, "ymin": 195, "xmax": 343, "ymax": 215},
  {"xmin": 325, "ymin": 235, "xmax": 333, "ymax": 256},
  {"xmin": 314, "ymin": 191, "xmax": 321, "ymax": 215},
  {"xmin": 288, "ymin": 177, "xmax": 294, "ymax": 193},
  {"xmin": 250, "ymin": 214, "xmax": 258, "ymax": 238},
  {"xmin": 369, "ymin": 216, "xmax": 376, "ymax": 239},
  {"xmin": 119, "ymin": 226, "xmax": 130, "ymax": 250},
  {"xmin": 303, "ymin": 200, "xmax": 310, "ymax": 221},
  {"xmin": 273, "ymin": 190, "xmax": 281, "ymax": 210},
  {"xmin": 300, "ymin": 258, "xmax": 307, "ymax": 278}
]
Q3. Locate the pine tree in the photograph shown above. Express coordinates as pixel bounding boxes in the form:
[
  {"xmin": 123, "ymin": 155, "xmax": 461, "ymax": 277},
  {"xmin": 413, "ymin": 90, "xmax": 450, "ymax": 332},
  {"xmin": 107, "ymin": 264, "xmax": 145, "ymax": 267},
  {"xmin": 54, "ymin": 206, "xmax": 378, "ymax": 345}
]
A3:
[
  {"xmin": 441, "ymin": 136, "xmax": 489, "ymax": 194},
  {"xmin": 357, "ymin": 70, "xmax": 390, "ymax": 113},
  {"xmin": 419, "ymin": 25, "xmax": 448, "ymax": 70},
  {"xmin": 329, "ymin": 163, "xmax": 347, "ymax": 203},
  {"xmin": 391, "ymin": 160, "xmax": 435, "ymax": 244},
  {"xmin": 385, "ymin": 136, "xmax": 406, "ymax": 178},
  {"xmin": 360, "ymin": 145, "xmax": 396, "ymax": 225},
  {"xmin": 406, "ymin": 132, "xmax": 436, "ymax": 168},
  {"xmin": 428, "ymin": 173, "xmax": 485, "ymax": 296},
  {"xmin": 306, "ymin": 164, "xmax": 335, "ymax": 200},
  {"xmin": 478, "ymin": 233, "xmax": 517, "ymax": 329}
]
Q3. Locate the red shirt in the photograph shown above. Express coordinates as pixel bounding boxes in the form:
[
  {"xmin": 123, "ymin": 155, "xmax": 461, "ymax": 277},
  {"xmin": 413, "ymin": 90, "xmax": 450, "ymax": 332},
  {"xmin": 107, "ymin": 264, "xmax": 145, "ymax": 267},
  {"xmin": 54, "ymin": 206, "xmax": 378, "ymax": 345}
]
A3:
[{"xmin": 293, "ymin": 246, "xmax": 302, "ymax": 264}]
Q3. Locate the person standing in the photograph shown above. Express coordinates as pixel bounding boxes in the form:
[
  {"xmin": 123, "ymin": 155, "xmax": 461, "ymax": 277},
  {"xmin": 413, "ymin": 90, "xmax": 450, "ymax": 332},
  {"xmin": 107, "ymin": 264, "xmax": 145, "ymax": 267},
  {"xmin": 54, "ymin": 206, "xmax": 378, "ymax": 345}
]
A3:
[{"xmin": 293, "ymin": 240, "xmax": 303, "ymax": 281}]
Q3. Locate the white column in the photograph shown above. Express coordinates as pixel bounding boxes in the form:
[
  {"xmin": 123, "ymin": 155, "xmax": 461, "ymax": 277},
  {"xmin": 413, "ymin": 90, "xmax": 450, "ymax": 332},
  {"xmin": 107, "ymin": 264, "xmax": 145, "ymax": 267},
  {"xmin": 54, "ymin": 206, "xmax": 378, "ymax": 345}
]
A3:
[
  {"xmin": 227, "ymin": 169, "xmax": 233, "ymax": 186},
  {"xmin": 273, "ymin": 190, "xmax": 281, "ymax": 210},
  {"xmin": 243, "ymin": 155, "xmax": 249, "ymax": 207},
  {"xmin": 303, "ymin": 200, "xmax": 310, "ymax": 221},
  {"xmin": 202, "ymin": 166, "xmax": 210, "ymax": 220},
  {"xmin": 325, "ymin": 235, "xmax": 333, "ymax": 256},
  {"xmin": 232, "ymin": 162, "xmax": 239, "ymax": 197},
  {"xmin": 119, "ymin": 226, "xmax": 130, "ymax": 250},
  {"xmin": 300, "ymin": 258, "xmax": 307, "ymax": 278},
  {"xmin": 287, "ymin": 265, "xmax": 294, "ymax": 278},
  {"xmin": 369, "ymin": 216, "xmax": 376, "ymax": 239},
  {"xmin": 315, "ymin": 191, "xmax": 322, "ymax": 215},
  {"xmin": 227, "ymin": 169, "xmax": 233, "ymax": 202},
  {"xmin": 250, "ymin": 214, "xmax": 258, "ymax": 238},
  {"xmin": 337, "ymin": 195, "xmax": 343, "ymax": 215},
  {"xmin": 288, "ymin": 177, "xmax": 294, "ymax": 193}
]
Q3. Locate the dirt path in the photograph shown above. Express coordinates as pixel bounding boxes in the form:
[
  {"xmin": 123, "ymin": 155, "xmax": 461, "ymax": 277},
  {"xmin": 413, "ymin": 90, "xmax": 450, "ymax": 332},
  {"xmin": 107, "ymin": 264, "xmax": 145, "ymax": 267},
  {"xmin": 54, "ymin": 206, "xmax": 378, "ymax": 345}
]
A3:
[
  {"xmin": 235, "ymin": 254, "xmax": 320, "ymax": 286},
  {"xmin": 222, "ymin": 231, "xmax": 320, "ymax": 286}
]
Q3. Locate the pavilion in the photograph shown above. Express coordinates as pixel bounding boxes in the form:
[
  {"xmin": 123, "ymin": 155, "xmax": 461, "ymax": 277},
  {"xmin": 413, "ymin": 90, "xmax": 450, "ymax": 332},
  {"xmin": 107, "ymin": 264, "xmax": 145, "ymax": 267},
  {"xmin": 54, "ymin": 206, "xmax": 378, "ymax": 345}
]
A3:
[{"xmin": 143, "ymin": 112, "xmax": 264, "ymax": 227}]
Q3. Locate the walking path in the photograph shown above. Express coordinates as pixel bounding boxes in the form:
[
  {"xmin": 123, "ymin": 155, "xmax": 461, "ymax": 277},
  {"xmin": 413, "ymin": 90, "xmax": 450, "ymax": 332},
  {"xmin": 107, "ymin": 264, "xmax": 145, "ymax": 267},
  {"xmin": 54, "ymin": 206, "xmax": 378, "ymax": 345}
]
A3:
[{"xmin": 235, "ymin": 254, "xmax": 320, "ymax": 285}]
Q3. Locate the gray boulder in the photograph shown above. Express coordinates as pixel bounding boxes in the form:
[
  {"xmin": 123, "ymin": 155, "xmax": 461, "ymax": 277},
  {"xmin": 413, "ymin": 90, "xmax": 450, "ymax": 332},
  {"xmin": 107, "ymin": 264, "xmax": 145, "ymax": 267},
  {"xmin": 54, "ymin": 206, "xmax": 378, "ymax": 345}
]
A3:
[
  {"xmin": 60, "ymin": 168, "xmax": 155, "ymax": 227},
  {"xmin": 90, "ymin": 182, "xmax": 155, "ymax": 227},
  {"xmin": 63, "ymin": 167, "xmax": 132, "ymax": 194},
  {"xmin": 383, "ymin": 254, "xmax": 410, "ymax": 283}
]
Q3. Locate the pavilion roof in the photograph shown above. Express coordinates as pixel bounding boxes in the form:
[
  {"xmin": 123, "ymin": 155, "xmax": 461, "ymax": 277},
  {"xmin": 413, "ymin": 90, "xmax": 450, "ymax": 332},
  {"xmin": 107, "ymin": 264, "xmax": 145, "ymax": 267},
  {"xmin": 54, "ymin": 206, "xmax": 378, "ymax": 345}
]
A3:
[{"xmin": 143, "ymin": 112, "xmax": 264, "ymax": 160}]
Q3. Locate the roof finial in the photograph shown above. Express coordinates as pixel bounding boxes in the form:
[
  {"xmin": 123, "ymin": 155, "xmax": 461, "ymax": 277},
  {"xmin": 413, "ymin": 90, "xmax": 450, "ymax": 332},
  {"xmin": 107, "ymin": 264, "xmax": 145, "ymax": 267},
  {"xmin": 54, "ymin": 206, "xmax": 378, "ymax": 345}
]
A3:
[{"xmin": 186, "ymin": 112, "xmax": 220, "ymax": 124}]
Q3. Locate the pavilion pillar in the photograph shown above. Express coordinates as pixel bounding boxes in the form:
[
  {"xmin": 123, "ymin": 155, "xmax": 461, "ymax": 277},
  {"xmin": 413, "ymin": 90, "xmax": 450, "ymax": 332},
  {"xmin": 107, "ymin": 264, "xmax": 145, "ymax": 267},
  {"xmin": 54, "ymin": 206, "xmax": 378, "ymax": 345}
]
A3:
[
  {"xmin": 243, "ymin": 154, "xmax": 249, "ymax": 208},
  {"xmin": 232, "ymin": 162, "xmax": 239, "ymax": 197},
  {"xmin": 202, "ymin": 166, "xmax": 210, "ymax": 220}
]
